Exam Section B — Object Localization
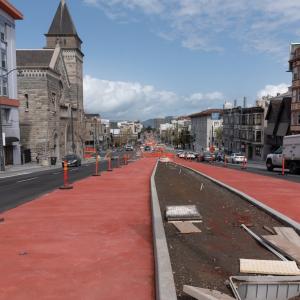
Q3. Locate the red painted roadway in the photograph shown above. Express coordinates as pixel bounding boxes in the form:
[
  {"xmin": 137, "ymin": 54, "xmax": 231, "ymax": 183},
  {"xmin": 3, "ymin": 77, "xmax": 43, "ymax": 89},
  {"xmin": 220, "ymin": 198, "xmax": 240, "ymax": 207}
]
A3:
[
  {"xmin": 176, "ymin": 158, "xmax": 300, "ymax": 224},
  {"xmin": 0, "ymin": 158, "xmax": 156, "ymax": 300}
]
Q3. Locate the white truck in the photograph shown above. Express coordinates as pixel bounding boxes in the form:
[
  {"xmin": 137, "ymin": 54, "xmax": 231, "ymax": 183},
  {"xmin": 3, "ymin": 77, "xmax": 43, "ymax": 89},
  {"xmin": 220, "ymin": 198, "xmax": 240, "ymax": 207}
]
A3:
[{"xmin": 266, "ymin": 134, "xmax": 300, "ymax": 174}]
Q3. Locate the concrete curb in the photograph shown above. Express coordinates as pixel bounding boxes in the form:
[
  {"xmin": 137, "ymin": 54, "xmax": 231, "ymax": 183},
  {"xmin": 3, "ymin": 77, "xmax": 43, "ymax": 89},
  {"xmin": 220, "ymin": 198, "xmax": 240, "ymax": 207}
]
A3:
[
  {"xmin": 175, "ymin": 162, "xmax": 300, "ymax": 234},
  {"xmin": 151, "ymin": 161, "xmax": 177, "ymax": 300}
]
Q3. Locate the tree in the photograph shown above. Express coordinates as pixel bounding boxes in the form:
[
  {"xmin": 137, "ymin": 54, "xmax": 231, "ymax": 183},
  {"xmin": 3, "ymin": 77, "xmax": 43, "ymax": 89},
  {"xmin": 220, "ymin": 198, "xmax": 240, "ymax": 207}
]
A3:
[{"xmin": 214, "ymin": 127, "xmax": 223, "ymax": 148}]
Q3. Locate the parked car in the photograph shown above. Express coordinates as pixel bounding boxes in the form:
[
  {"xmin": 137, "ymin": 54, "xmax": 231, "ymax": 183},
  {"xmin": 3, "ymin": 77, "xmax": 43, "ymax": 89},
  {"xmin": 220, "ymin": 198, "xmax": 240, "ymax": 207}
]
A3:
[
  {"xmin": 186, "ymin": 152, "xmax": 196, "ymax": 159},
  {"xmin": 203, "ymin": 152, "xmax": 213, "ymax": 162},
  {"xmin": 228, "ymin": 153, "xmax": 247, "ymax": 164},
  {"xmin": 62, "ymin": 154, "xmax": 81, "ymax": 167},
  {"xmin": 144, "ymin": 145, "xmax": 151, "ymax": 152},
  {"xmin": 178, "ymin": 152, "xmax": 186, "ymax": 158},
  {"xmin": 125, "ymin": 145, "xmax": 134, "ymax": 151}
]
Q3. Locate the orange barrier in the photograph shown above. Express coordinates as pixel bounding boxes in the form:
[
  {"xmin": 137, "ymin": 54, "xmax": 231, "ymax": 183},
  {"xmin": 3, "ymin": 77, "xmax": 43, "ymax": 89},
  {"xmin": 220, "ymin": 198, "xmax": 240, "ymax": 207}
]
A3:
[
  {"xmin": 60, "ymin": 161, "xmax": 73, "ymax": 190},
  {"xmin": 107, "ymin": 158, "xmax": 113, "ymax": 172},
  {"xmin": 93, "ymin": 155, "xmax": 101, "ymax": 176}
]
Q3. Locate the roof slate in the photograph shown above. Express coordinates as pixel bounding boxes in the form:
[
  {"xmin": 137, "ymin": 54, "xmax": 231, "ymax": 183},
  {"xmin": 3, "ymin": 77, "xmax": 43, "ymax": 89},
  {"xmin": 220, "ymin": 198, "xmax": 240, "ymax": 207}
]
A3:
[
  {"xmin": 16, "ymin": 50, "xmax": 54, "ymax": 68},
  {"xmin": 47, "ymin": 2, "xmax": 78, "ymax": 36}
]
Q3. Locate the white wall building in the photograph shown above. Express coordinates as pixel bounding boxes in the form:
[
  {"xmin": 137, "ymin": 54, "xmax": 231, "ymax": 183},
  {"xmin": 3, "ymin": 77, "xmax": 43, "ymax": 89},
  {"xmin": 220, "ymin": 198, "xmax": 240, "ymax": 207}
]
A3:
[
  {"xmin": 0, "ymin": 1, "xmax": 23, "ymax": 168},
  {"xmin": 189, "ymin": 109, "xmax": 223, "ymax": 153}
]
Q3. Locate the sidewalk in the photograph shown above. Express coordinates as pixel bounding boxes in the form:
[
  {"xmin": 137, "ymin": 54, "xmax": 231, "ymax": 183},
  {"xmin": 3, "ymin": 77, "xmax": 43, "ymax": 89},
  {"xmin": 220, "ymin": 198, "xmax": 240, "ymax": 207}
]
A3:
[
  {"xmin": 176, "ymin": 159, "xmax": 300, "ymax": 224},
  {"xmin": 0, "ymin": 158, "xmax": 156, "ymax": 300},
  {"xmin": 0, "ymin": 159, "xmax": 94, "ymax": 179}
]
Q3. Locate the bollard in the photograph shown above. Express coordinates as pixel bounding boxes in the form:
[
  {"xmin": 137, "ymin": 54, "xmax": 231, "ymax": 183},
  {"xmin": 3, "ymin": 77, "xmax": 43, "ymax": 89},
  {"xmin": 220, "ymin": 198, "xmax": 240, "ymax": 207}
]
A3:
[
  {"xmin": 93, "ymin": 154, "xmax": 101, "ymax": 176},
  {"xmin": 60, "ymin": 160, "xmax": 73, "ymax": 190},
  {"xmin": 282, "ymin": 156, "xmax": 285, "ymax": 176},
  {"xmin": 241, "ymin": 156, "xmax": 247, "ymax": 170},
  {"xmin": 224, "ymin": 155, "xmax": 227, "ymax": 167},
  {"xmin": 107, "ymin": 157, "xmax": 113, "ymax": 172},
  {"xmin": 123, "ymin": 154, "xmax": 127, "ymax": 165}
]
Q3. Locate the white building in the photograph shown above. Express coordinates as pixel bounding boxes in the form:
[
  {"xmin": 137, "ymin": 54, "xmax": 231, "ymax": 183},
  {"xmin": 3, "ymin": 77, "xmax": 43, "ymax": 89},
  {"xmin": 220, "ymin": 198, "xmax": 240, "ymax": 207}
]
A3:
[
  {"xmin": 189, "ymin": 109, "xmax": 223, "ymax": 153},
  {"xmin": 0, "ymin": 1, "xmax": 23, "ymax": 169}
]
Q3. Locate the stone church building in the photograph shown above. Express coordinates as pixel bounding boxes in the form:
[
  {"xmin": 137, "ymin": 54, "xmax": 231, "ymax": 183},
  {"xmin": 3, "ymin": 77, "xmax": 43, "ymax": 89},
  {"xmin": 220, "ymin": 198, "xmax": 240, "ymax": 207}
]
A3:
[{"xmin": 16, "ymin": 0, "xmax": 84, "ymax": 165}]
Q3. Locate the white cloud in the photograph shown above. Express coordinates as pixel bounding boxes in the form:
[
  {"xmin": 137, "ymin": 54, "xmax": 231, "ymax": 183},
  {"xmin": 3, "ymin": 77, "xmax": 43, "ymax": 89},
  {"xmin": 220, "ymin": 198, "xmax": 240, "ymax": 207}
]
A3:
[
  {"xmin": 83, "ymin": 0, "xmax": 300, "ymax": 59},
  {"xmin": 257, "ymin": 83, "xmax": 289, "ymax": 98},
  {"xmin": 83, "ymin": 75, "xmax": 225, "ymax": 120}
]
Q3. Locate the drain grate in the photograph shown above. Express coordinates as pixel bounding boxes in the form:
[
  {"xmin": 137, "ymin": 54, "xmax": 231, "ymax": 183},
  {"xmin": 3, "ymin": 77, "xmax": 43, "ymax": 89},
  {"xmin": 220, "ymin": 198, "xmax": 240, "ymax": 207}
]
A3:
[{"xmin": 165, "ymin": 205, "xmax": 202, "ymax": 222}]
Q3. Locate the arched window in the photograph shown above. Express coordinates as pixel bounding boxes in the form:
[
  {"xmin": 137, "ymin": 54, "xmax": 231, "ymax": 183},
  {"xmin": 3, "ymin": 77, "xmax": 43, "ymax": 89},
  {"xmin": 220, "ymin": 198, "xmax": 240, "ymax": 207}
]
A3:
[{"xmin": 25, "ymin": 94, "xmax": 29, "ymax": 110}]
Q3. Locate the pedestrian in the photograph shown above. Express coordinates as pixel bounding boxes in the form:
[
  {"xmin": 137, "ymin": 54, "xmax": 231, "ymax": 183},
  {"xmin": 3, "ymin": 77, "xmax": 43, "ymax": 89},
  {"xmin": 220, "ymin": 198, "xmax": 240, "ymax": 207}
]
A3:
[{"xmin": 36, "ymin": 154, "xmax": 39, "ymax": 164}]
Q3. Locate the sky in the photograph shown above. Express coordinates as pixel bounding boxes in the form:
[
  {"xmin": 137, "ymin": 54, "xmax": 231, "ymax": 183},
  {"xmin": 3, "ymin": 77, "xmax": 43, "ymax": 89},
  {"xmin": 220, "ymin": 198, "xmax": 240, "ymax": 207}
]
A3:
[{"xmin": 11, "ymin": 0, "xmax": 298, "ymax": 120}]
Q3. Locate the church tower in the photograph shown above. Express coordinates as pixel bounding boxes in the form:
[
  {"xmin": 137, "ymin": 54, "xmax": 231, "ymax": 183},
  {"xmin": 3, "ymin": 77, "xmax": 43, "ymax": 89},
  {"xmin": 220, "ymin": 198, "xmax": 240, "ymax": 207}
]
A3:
[{"xmin": 45, "ymin": 0, "xmax": 84, "ymax": 112}]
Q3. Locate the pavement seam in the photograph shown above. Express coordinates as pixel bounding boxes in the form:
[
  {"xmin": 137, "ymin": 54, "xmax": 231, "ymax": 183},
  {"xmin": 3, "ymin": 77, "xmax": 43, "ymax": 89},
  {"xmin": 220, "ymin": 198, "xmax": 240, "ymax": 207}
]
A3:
[
  {"xmin": 151, "ymin": 161, "xmax": 177, "ymax": 300},
  {"xmin": 174, "ymin": 162, "xmax": 300, "ymax": 234}
]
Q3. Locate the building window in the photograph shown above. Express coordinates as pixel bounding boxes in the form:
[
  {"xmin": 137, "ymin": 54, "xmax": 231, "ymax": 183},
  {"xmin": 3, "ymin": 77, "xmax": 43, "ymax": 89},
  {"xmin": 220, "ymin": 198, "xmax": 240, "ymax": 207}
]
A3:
[
  {"xmin": 256, "ymin": 130, "xmax": 262, "ymax": 143},
  {"xmin": 0, "ymin": 24, "xmax": 5, "ymax": 42},
  {"xmin": 25, "ymin": 94, "xmax": 29, "ymax": 109},
  {"xmin": 1, "ymin": 77, "xmax": 8, "ymax": 96},
  {"xmin": 255, "ymin": 146, "xmax": 262, "ymax": 157},
  {"xmin": 1, "ymin": 50, "xmax": 6, "ymax": 69},
  {"xmin": 255, "ymin": 114, "xmax": 262, "ymax": 125}
]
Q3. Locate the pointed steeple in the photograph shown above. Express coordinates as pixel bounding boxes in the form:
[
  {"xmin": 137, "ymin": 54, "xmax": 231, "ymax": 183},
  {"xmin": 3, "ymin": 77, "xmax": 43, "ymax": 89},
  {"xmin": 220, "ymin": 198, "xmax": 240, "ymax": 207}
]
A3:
[
  {"xmin": 47, "ymin": 0, "xmax": 78, "ymax": 36},
  {"xmin": 45, "ymin": 0, "xmax": 82, "ymax": 51}
]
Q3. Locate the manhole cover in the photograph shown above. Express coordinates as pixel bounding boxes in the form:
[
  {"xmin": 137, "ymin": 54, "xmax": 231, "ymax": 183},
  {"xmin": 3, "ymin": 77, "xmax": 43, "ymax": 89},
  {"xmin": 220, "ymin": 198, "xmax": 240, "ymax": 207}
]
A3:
[{"xmin": 165, "ymin": 205, "xmax": 202, "ymax": 221}]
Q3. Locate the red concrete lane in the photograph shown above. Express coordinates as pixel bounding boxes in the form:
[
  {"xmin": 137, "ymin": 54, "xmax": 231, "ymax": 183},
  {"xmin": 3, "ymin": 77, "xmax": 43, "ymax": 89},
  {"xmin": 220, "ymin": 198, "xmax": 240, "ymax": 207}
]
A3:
[
  {"xmin": 0, "ymin": 158, "xmax": 156, "ymax": 300},
  {"xmin": 176, "ymin": 158, "xmax": 300, "ymax": 223}
]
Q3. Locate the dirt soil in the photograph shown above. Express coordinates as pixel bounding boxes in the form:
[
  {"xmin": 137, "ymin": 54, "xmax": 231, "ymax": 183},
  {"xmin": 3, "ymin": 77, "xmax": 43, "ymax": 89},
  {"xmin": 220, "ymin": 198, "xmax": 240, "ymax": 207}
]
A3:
[{"xmin": 155, "ymin": 162, "xmax": 287, "ymax": 299}]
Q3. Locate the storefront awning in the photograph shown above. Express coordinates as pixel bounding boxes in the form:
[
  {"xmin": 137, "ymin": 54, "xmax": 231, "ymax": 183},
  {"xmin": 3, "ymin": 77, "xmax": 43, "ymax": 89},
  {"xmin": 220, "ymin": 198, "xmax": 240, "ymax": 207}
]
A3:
[{"xmin": 5, "ymin": 136, "xmax": 19, "ymax": 144}]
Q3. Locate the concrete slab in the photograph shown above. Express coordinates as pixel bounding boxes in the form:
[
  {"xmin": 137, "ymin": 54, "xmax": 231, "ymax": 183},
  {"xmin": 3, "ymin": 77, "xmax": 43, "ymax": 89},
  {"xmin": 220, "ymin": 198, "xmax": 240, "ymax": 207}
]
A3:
[
  {"xmin": 183, "ymin": 285, "xmax": 235, "ymax": 300},
  {"xmin": 240, "ymin": 259, "xmax": 300, "ymax": 275}
]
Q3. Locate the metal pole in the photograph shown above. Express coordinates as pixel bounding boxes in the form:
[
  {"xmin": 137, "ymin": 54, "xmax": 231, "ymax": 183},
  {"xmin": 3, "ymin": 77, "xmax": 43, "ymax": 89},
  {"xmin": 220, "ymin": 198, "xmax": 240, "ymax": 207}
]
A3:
[
  {"xmin": 0, "ymin": 103, "xmax": 5, "ymax": 171},
  {"xmin": 71, "ymin": 107, "xmax": 75, "ymax": 153}
]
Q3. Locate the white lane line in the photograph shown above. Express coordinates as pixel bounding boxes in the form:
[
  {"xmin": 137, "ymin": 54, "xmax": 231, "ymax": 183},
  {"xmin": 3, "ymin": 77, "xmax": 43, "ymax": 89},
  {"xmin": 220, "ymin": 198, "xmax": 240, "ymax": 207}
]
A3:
[
  {"xmin": 17, "ymin": 177, "xmax": 38, "ymax": 183},
  {"xmin": 52, "ymin": 172, "xmax": 62, "ymax": 175}
]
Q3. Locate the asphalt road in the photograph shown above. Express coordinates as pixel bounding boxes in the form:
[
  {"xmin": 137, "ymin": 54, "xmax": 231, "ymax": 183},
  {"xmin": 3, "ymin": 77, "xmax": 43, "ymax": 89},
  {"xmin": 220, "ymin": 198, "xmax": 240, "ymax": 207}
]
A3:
[{"xmin": 0, "ymin": 157, "xmax": 127, "ymax": 213}]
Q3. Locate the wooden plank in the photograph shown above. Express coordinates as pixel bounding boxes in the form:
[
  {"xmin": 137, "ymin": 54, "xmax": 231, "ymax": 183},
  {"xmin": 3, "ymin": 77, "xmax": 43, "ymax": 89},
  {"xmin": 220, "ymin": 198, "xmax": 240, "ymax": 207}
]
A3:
[
  {"xmin": 273, "ymin": 227, "xmax": 300, "ymax": 247},
  {"xmin": 172, "ymin": 221, "xmax": 201, "ymax": 233},
  {"xmin": 263, "ymin": 235, "xmax": 300, "ymax": 264},
  {"xmin": 240, "ymin": 259, "xmax": 300, "ymax": 275},
  {"xmin": 183, "ymin": 285, "xmax": 235, "ymax": 300}
]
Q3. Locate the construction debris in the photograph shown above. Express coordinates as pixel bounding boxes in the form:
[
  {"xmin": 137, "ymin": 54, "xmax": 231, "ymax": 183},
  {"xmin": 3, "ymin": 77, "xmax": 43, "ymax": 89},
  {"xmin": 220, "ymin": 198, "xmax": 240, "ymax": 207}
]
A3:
[
  {"xmin": 172, "ymin": 221, "xmax": 201, "ymax": 234},
  {"xmin": 183, "ymin": 285, "xmax": 235, "ymax": 300},
  {"xmin": 165, "ymin": 205, "xmax": 202, "ymax": 222},
  {"xmin": 241, "ymin": 224, "xmax": 287, "ymax": 261},
  {"xmin": 240, "ymin": 259, "xmax": 300, "ymax": 275},
  {"xmin": 262, "ymin": 227, "xmax": 300, "ymax": 264},
  {"xmin": 229, "ymin": 275, "xmax": 300, "ymax": 300}
]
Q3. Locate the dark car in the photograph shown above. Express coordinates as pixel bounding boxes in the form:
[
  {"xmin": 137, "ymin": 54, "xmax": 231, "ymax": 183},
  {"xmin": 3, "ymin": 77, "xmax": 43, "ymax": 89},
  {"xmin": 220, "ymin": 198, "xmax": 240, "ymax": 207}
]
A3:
[{"xmin": 62, "ymin": 154, "xmax": 82, "ymax": 167}]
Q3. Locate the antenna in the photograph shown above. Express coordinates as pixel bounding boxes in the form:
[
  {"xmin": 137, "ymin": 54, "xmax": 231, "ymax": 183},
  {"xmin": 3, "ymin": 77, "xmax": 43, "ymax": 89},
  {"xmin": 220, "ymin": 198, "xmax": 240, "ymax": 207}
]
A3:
[{"xmin": 61, "ymin": 0, "xmax": 65, "ymax": 5}]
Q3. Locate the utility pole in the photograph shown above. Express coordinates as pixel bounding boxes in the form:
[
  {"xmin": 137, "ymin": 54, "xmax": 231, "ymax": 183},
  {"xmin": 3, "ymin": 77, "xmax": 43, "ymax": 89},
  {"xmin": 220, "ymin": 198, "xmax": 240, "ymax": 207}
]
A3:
[{"xmin": 0, "ymin": 104, "xmax": 5, "ymax": 171}]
